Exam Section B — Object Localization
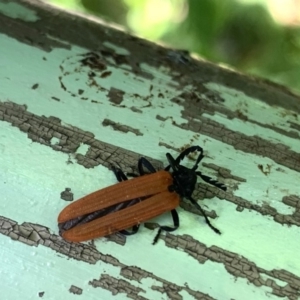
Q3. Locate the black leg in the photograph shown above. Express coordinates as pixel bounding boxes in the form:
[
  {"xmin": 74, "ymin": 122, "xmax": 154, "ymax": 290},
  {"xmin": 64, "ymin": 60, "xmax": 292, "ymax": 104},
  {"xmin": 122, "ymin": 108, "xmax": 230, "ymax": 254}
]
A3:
[
  {"xmin": 120, "ymin": 224, "xmax": 140, "ymax": 236},
  {"xmin": 111, "ymin": 165, "xmax": 128, "ymax": 182},
  {"xmin": 187, "ymin": 196, "xmax": 221, "ymax": 234},
  {"xmin": 152, "ymin": 209, "xmax": 179, "ymax": 244},
  {"xmin": 138, "ymin": 157, "xmax": 157, "ymax": 175},
  {"xmin": 126, "ymin": 157, "xmax": 157, "ymax": 177}
]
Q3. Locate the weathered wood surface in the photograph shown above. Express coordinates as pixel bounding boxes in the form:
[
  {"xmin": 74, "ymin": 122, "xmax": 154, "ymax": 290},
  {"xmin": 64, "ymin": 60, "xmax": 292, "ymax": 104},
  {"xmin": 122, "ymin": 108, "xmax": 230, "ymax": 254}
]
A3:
[{"xmin": 0, "ymin": 1, "xmax": 300, "ymax": 299}]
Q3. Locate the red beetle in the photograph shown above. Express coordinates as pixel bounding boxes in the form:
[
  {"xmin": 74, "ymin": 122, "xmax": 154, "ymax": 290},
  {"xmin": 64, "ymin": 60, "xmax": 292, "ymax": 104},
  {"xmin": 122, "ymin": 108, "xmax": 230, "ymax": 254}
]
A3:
[{"xmin": 58, "ymin": 146, "xmax": 226, "ymax": 244}]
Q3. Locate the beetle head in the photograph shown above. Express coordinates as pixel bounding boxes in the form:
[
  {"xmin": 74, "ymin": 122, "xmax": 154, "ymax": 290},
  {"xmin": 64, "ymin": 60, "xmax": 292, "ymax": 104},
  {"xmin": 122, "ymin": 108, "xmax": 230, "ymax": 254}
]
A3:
[{"xmin": 166, "ymin": 153, "xmax": 198, "ymax": 197}]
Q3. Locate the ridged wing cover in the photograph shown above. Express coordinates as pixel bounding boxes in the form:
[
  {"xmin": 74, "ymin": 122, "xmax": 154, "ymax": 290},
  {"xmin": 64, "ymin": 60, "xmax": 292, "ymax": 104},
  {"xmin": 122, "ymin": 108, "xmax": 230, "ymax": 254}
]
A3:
[{"xmin": 58, "ymin": 170, "xmax": 173, "ymax": 223}]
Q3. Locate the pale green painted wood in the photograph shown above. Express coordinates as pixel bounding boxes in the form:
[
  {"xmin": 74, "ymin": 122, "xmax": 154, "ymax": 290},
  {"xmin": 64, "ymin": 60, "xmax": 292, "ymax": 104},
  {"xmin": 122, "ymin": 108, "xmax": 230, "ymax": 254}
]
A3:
[{"xmin": 0, "ymin": 1, "xmax": 300, "ymax": 300}]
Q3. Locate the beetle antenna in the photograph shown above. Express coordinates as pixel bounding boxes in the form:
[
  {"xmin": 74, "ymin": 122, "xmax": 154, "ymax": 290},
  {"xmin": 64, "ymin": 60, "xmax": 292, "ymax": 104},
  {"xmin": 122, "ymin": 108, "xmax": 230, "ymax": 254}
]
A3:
[
  {"xmin": 166, "ymin": 153, "xmax": 179, "ymax": 171},
  {"xmin": 187, "ymin": 196, "xmax": 221, "ymax": 234},
  {"xmin": 165, "ymin": 146, "xmax": 205, "ymax": 171},
  {"xmin": 195, "ymin": 171, "xmax": 227, "ymax": 191},
  {"xmin": 191, "ymin": 150, "xmax": 205, "ymax": 171}
]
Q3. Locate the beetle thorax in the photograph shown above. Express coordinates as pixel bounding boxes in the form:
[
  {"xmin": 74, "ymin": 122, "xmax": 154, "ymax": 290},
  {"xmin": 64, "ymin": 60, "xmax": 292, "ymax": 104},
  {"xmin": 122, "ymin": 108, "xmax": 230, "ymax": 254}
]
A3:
[{"xmin": 170, "ymin": 165, "xmax": 197, "ymax": 197}]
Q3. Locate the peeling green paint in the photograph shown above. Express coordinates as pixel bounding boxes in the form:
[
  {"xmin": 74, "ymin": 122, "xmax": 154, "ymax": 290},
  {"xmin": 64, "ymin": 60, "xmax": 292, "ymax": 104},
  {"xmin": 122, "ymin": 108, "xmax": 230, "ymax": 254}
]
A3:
[{"xmin": 0, "ymin": 2, "xmax": 39, "ymax": 21}]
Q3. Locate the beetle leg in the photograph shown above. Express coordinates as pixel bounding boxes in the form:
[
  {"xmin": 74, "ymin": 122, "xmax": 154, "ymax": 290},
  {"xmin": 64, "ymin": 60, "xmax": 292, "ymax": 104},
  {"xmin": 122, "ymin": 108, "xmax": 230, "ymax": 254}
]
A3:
[
  {"xmin": 187, "ymin": 196, "xmax": 221, "ymax": 234},
  {"xmin": 120, "ymin": 224, "xmax": 140, "ymax": 236},
  {"xmin": 152, "ymin": 209, "xmax": 179, "ymax": 245},
  {"xmin": 127, "ymin": 157, "xmax": 156, "ymax": 177},
  {"xmin": 114, "ymin": 157, "xmax": 157, "ymax": 179},
  {"xmin": 138, "ymin": 157, "xmax": 157, "ymax": 174},
  {"xmin": 111, "ymin": 165, "xmax": 128, "ymax": 182}
]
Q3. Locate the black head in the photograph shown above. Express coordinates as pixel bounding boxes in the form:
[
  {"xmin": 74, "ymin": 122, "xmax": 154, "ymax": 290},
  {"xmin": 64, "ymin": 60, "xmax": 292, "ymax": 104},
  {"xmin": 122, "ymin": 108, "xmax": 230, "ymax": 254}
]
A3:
[
  {"xmin": 166, "ymin": 152, "xmax": 198, "ymax": 197},
  {"xmin": 164, "ymin": 146, "xmax": 226, "ymax": 235}
]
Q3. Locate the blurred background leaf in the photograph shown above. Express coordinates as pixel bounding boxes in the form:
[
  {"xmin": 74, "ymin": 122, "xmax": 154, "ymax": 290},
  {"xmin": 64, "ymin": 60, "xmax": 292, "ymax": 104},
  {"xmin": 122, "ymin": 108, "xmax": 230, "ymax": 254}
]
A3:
[{"xmin": 47, "ymin": 0, "xmax": 300, "ymax": 94}]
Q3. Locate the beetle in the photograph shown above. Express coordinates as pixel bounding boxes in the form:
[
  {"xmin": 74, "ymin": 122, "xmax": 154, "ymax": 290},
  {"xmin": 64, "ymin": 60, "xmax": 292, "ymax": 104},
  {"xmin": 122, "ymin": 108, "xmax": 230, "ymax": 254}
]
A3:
[{"xmin": 58, "ymin": 146, "xmax": 227, "ymax": 244}]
